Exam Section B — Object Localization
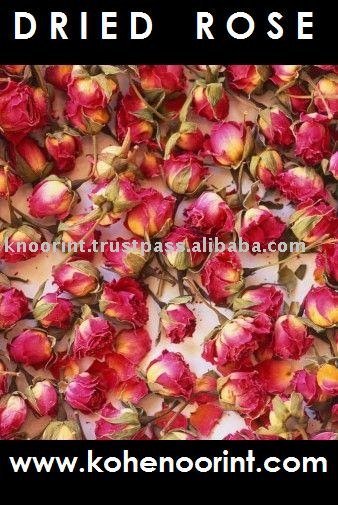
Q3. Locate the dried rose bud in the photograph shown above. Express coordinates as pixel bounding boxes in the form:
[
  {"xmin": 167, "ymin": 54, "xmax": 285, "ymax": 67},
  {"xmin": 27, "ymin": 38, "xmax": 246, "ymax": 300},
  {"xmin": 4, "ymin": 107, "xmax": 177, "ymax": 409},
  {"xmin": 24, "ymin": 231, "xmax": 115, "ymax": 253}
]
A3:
[
  {"xmin": 45, "ymin": 65, "xmax": 73, "ymax": 91},
  {"xmin": 190, "ymin": 403, "xmax": 223, "ymax": 436},
  {"xmin": 184, "ymin": 191, "xmax": 234, "ymax": 237},
  {"xmin": 10, "ymin": 137, "xmax": 51, "ymax": 182},
  {"xmin": 57, "ymin": 213, "xmax": 100, "ymax": 260},
  {"xmin": 193, "ymin": 372, "xmax": 218, "ymax": 405},
  {"xmin": 28, "ymin": 175, "xmax": 78, "ymax": 219},
  {"xmin": 103, "ymin": 236, "xmax": 151, "ymax": 277},
  {"xmin": 66, "ymin": 100, "xmax": 110, "ymax": 134},
  {"xmin": 315, "ymin": 243, "xmax": 338, "ymax": 285},
  {"xmin": 68, "ymin": 74, "xmax": 117, "ymax": 108},
  {"xmin": 227, "ymin": 65, "xmax": 269, "ymax": 94},
  {"xmin": 295, "ymin": 114, "xmax": 331, "ymax": 165},
  {"xmin": 160, "ymin": 302, "xmax": 196, "ymax": 343},
  {"xmin": 270, "ymin": 65, "xmax": 301, "ymax": 86},
  {"xmin": 163, "ymin": 153, "xmax": 207, "ymax": 195},
  {"xmin": 0, "ymin": 394, "xmax": 27, "ymax": 439},
  {"xmin": 114, "ymin": 327, "xmax": 151, "ymax": 365},
  {"xmin": 45, "ymin": 132, "xmax": 81, "ymax": 174},
  {"xmin": 0, "ymin": 166, "xmax": 22, "ymax": 197},
  {"xmin": 317, "ymin": 364, "xmax": 338, "ymax": 396},
  {"xmin": 290, "ymin": 200, "xmax": 336, "ymax": 244},
  {"xmin": 0, "ymin": 360, "xmax": 10, "ymax": 395},
  {"xmin": 314, "ymin": 74, "xmax": 338, "ymax": 117},
  {"xmin": 328, "ymin": 151, "xmax": 338, "ymax": 180},
  {"xmin": 72, "ymin": 316, "xmax": 115, "ymax": 358},
  {"xmin": 116, "ymin": 90, "xmax": 154, "ymax": 144},
  {"xmin": 256, "ymin": 359, "xmax": 294, "ymax": 395},
  {"xmin": 95, "ymin": 403, "xmax": 141, "ymax": 440},
  {"xmin": 176, "ymin": 122, "xmax": 204, "ymax": 152},
  {"xmin": 204, "ymin": 121, "xmax": 254, "ymax": 167},
  {"xmin": 42, "ymin": 420, "xmax": 82, "ymax": 440},
  {"xmin": 146, "ymin": 350, "xmax": 195, "ymax": 399},
  {"xmin": 139, "ymin": 65, "xmax": 185, "ymax": 94},
  {"xmin": 233, "ymin": 285, "xmax": 283, "ymax": 318},
  {"xmin": 139, "ymin": 152, "xmax": 162, "ymax": 179},
  {"xmin": 273, "ymin": 315, "xmax": 313, "ymax": 360},
  {"xmin": 113, "ymin": 377, "xmax": 148, "ymax": 404},
  {"xmin": 258, "ymin": 107, "xmax": 294, "ymax": 147},
  {"xmin": 52, "ymin": 260, "xmax": 101, "ymax": 297},
  {"xmin": 33, "ymin": 292, "xmax": 73, "ymax": 329},
  {"xmin": 193, "ymin": 84, "xmax": 229, "ymax": 121},
  {"xmin": 8, "ymin": 329, "xmax": 54, "ymax": 368},
  {"xmin": 292, "ymin": 370, "xmax": 320, "ymax": 403},
  {"xmin": 249, "ymin": 149, "xmax": 283, "ymax": 188},
  {"xmin": 65, "ymin": 372, "xmax": 105, "ymax": 413},
  {"xmin": 276, "ymin": 166, "xmax": 325, "ymax": 203},
  {"xmin": 201, "ymin": 251, "xmax": 244, "ymax": 305},
  {"xmin": 0, "ymin": 285, "xmax": 28, "ymax": 330},
  {"xmin": 0, "ymin": 65, "xmax": 27, "ymax": 77},
  {"xmin": 0, "ymin": 224, "xmax": 44, "ymax": 263},
  {"xmin": 163, "ymin": 226, "xmax": 208, "ymax": 270},
  {"xmin": 240, "ymin": 206, "xmax": 286, "ymax": 252},
  {"xmin": 260, "ymin": 393, "xmax": 306, "ymax": 439},
  {"xmin": 304, "ymin": 286, "xmax": 338, "ymax": 328},
  {"xmin": 278, "ymin": 84, "xmax": 311, "ymax": 114},
  {"xmin": 99, "ymin": 278, "xmax": 148, "ymax": 327},
  {"xmin": 27, "ymin": 380, "xmax": 58, "ymax": 417}
]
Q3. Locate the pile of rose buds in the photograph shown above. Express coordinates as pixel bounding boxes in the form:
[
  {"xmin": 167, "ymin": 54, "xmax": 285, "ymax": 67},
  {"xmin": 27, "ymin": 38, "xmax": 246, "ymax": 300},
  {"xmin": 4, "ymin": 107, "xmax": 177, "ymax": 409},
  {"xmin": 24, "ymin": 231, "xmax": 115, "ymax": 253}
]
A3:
[{"xmin": 0, "ymin": 64, "xmax": 337, "ymax": 441}]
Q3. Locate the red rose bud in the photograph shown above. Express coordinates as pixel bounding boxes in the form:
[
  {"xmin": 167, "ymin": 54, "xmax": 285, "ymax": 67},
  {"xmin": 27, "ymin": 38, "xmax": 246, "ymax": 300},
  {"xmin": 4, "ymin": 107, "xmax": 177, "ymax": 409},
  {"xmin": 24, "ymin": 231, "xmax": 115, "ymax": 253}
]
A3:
[
  {"xmin": 184, "ymin": 191, "xmax": 234, "ymax": 237},
  {"xmin": 0, "ymin": 284, "xmax": 28, "ymax": 330},
  {"xmin": 317, "ymin": 364, "xmax": 338, "ymax": 396},
  {"xmin": 304, "ymin": 286, "xmax": 338, "ymax": 328},
  {"xmin": 290, "ymin": 200, "xmax": 336, "ymax": 244},
  {"xmin": 57, "ymin": 213, "xmax": 100, "ymax": 260},
  {"xmin": 192, "ymin": 84, "xmax": 229, "ymax": 121},
  {"xmin": 0, "ymin": 166, "xmax": 22, "ymax": 197},
  {"xmin": 0, "ymin": 394, "xmax": 27, "ymax": 439},
  {"xmin": 276, "ymin": 166, "xmax": 325, "ymax": 203},
  {"xmin": 114, "ymin": 328, "xmax": 151, "ymax": 365},
  {"xmin": 28, "ymin": 176, "xmax": 78, "ymax": 219},
  {"xmin": 99, "ymin": 277, "xmax": 148, "ymax": 327},
  {"xmin": 292, "ymin": 370, "xmax": 320, "ymax": 403},
  {"xmin": 8, "ymin": 329, "xmax": 54, "ymax": 368},
  {"xmin": 0, "ymin": 225, "xmax": 43, "ymax": 263},
  {"xmin": 295, "ymin": 114, "xmax": 331, "ymax": 165},
  {"xmin": 201, "ymin": 251, "xmax": 244, "ymax": 305},
  {"xmin": 0, "ymin": 359, "xmax": 11, "ymax": 395},
  {"xmin": 256, "ymin": 359, "xmax": 294, "ymax": 395},
  {"xmin": 0, "ymin": 81, "xmax": 47, "ymax": 144},
  {"xmin": 176, "ymin": 122, "xmax": 204, "ymax": 152},
  {"xmin": 27, "ymin": 380, "xmax": 58, "ymax": 417},
  {"xmin": 218, "ymin": 371, "xmax": 268, "ymax": 420},
  {"xmin": 270, "ymin": 65, "xmax": 301, "ymax": 86},
  {"xmin": 227, "ymin": 65, "xmax": 269, "ymax": 94},
  {"xmin": 249, "ymin": 149, "xmax": 283, "ymax": 188},
  {"xmin": 45, "ymin": 132, "xmax": 81, "ymax": 174},
  {"xmin": 146, "ymin": 350, "xmax": 195, "ymax": 399},
  {"xmin": 95, "ymin": 403, "xmax": 140, "ymax": 440},
  {"xmin": 10, "ymin": 137, "xmax": 51, "ymax": 182},
  {"xmin": 273, "ymin": 315, "xmax": 313, "ymax": 360},
  {"xmin": 65, "ymin": 372, "xmax": 105, "ymax": 413},
  {"xmin": 66, "ymin": 100, "xmax": 110, "ymax": 134},
  {"xmin": 205, "ymin": 121, "xmax": 254, "ymax": 167},
  {"xmin": 329, "ymin": 151, "xmax": 338, "ymax": 179},
  {"xmin": 240, "ymin": 206, "xmax": 286, "ymax": 251},
  {"xmin": 190, "ymin": 403, "xmax": 223, "ymax": 437},
  {"xmin": 116, "ymin": 90, "xmax": 154, "ymax": 144},
  {"xmin": 125, "ymin": 188, "xmax": 175, "ymax": 238},
  {"xmin": 258, "ymin": 107, "xmax": 294, "ymax": 147},
  {"xmin": 73, "ymin": 316, "xmax": 115, "ymax": 358},
  {"xmin": 314, "ymin": 75, "xmax": 338, "ymax": 117},
  {"xmin": 203, "ymin": 313, "xmax": 271, "ymax": 367},
  {"xmin": 52, "ymin": 260, "xmax": 101, "ymax": 297},
  {"xmin": 159, "ymin": 93, "xmax": 186, "ymax": 120},
  {"xmin": 278, "ymin": 84, "xmax": 311, "ymax": 114},
  {"xmin": 193, "ymin": 372, "xmax": 218, "ymax": 404},
  {"xmin": 90, "ymin": 351, "xmax": 136, "ymax": 389},
  {"xmin": 113, "ymin": 377, "xmax": 148, "ymax": 404},
  {"xmin": 163, "ymin": 226, "xmax": 208, "ymax": 270},
  {"xmin": 0, "ymin": 65, "xmax": 27, "ymax": 77},
  {"xmin": 315, "ymin": 243, "xmax": 338, "ymax": 285},
  {"xmin": 139, "ymin": 152, "xmax": 162, "ymax": 179},
  {"xmin": 42, "ymin": 420, "xmax": 81, "ymax": 440},
  {"xmin": 160, "ymin": 303, "xmax": 196, "ymax": 343},
  {"xmin": 33, "ymin": 292, "xmax": 73, "ymax": 330},
  {"xmin": 233, "ymin": 285, "xmax": 283, "ymax": 318},
  {"xmin": 139, "ymin": 65, "xmax": 185, "ymax": 94},
  {"xmin": 45, "ymin": 65, "xmax": 73, "ymax": 91},
  {"xmin": 68, "ymin": 74, "xmax": 117, "ymax": 108},
  {"xmin": 163, "ymin": 154, "xmax": 208, "ymax": 195},
  {"xmin": 103, "ymin": 236, "xmax": 151, "ymax": 277}
]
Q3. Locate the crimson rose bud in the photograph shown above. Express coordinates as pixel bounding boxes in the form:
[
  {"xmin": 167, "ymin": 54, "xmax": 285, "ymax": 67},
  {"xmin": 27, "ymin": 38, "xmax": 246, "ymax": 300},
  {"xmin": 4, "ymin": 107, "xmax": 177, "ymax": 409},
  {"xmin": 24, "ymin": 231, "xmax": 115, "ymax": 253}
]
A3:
[
  {"xmin": 240, "ymin": 206, "xmax": 286, "ymax": 251},
  {"xmin": 72, "ymin": 316, "xmax": 115, "ymax": 358},
  {"xmin": 276, "ymin": 166, "xmax": 325, "ymax": 203},
  {"xmin": 184, "ymin": 191, "xmax": 234, "ymax": 237},
  {"xmin": 270, "ymin": 65, "xmax": 301, "ymax": 86},
  {"xmin": 45, "ymin": 132, "xmax": 81, "ymax": 174},
  {"xmin": 163, "ymin": 154, "xmax": 208, "ymax": 195},
  {"xmin": 65, "ymin": 372, "xmax": 105, "ymax": 413},
  {"xmin": 304, "ymin": 286, "xmax": 338, "ymax": 328},
  {"xmin": 201, "ymin": 251, "xmax": 244, "ymax": 305},
  {"xmin": 315, "ymin": 243, "xmax": 338, "ymax": 285},
  {"xmin": 193, "ymin": 84, "xmax": 229, "ymax": 121},
  {"xmin": 28, "ymin": 175, "xmax": 78, "ymax": 219},
  {"xmin": 227, "ymin": 65, "xmax": 269, "ymax": 94},
  {"xmin": 256, "ymin": 359, "xmax": 294, "ymax": 395},
  {"xmin": 249, "ymin": 149, "xmax": 283, "ymax": 188},
  {"xmin": 204, "ymin": 121, "xmax": 254, "ymax": 167},
  {"xmin": 139, "ymin": 65, "xmax": 185, "ymax": 94},
  {"xmin": 0, "ymin": 360, "xmax": 9, "ymax": 395},
  {"xmin": 273, "ymin": 315, "xmax": 313, "ymax": 360},
  {"xmin": 258, "ymin": 106, "xmax": 294, "ymax": 147},
  {"xmin": 295, "ymin": 114, "xmax": 330, "ymax": 165},
  {"xmin": 45, "ymin": 65, "xmax": 73, "ymax": 91},
  {"xmin": 8, "ymin": 329, "xmax": 54, "ymax": 368},
  {"xmin": 103, "ymin": 236, "xmax": 151, "ymax": 277},
  {"xmin": 114, "ymin": 328, "xmax": 151, "ymax": 365},
  {"xmin": 57, "ymin": 213, "xmax": 100, "ymax": 260},
  {"xmin": 0, "ymin": 225, "xmax": 43, "ymax": 263},
  {"xmin": 176, "ymin": 122, "xmax": 204, "ymax": 152},
  {"xmin": 66, "ymin": 100, "xmax": 110, "ymax": 135},
  {"xmin": 278, "ymin": 84, "xmax": 311, "ymax": 114},
  {"xmin": 27, "ymin": 380, "xmax": 58, "ymax": 417},
  {"xmin": 95, "ymin": 403, "xmax": 141, "ymax": 440},
  {"xmin": 116, "ymin": 90, "xmax": 153, "ymax": 144},
  {"xmin": 0, "ymin": 285, "xmax": 28, "ymax": 330},
  {"xmin": 292, "ymin": 370, "xmax": 320, "ymax": 403},
  {"xmin": 160, "ymin": 303, "xmax": 196, "ymax": 343},
  {"xmin": 10, "ymin": 137, "xmax": 51, "ymax": 182},
  {"xmin": 290, "ymin": 200, "xmax": 336, "ymax": 244},
  {"xmin": 233, "ymin": 285, "xmax": 283, "ymax": 319},
  {"xmin": 33, "ymin": 293, "xmax": 73, "ymax": 329},
  {"xmin": 0, "ymin": 166, "xmax": 22, "ymax": 197},
  {"xmin": 0, "ymin": 394, "xmax": 27, "ymax": 439},
  {"xmin": 163, "ymin": 226, "xmax": 208, "ymax": 270},
  {"xmin": 52, "ymin": 260, "xmax": 101, "ymax": 297}
]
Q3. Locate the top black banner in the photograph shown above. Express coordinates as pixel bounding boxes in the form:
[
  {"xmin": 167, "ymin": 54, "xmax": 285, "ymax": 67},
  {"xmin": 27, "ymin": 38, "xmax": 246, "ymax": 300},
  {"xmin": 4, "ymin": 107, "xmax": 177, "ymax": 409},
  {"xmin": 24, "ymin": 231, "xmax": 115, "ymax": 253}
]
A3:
[{"xmin": 0, "ymin": 0, "xmax": 335, "ymax": 63}]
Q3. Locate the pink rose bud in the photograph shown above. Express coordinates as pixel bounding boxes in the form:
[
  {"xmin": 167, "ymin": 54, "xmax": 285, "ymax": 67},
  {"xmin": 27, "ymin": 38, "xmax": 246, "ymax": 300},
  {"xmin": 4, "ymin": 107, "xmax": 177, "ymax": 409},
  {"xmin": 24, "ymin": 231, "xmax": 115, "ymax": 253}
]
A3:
[
  {"xmin": 295, "ymin": 114, "xmax": 331, "ymax": 165},
  {"xmin": 292, "ymin": 370, "xmax": 320, "ymax": 403},
  {"xmin": 218, "ymin": 371, "xmax": 268, "ymax": 420},
  {"xmin": 249, "ymin": 149, "xmax": 283, "ymax": 188},
  {"xmin": 0, "ymin": 166, "xmax": 22, "ymax": 197},
  {"xmin": 8, "ymin": 329, "xmax": 54, "ymax": 368},
  {"xmin": 227, "ymin": 65, "xmax": 270, "ymax": 94},
  {"xmin": 52, "ymin": 260, "xmax": 101, "ymax": 297},
  {"xmin": 193, "ymin": 372, "xmax": 218, "ymax": 405},
  {"xmin": 139, "ymin": 152, "xmax": 162, "ymax": 179},
  {"xmin": 125, "ymin": 188, "xmax": 175, "ymax": 238},
  {"xmin": 315, "ymin": 243, "xmax": 338, "ymax": 285},
  {"xmin": 28, "ymin": 175, "xmax": 78, "ymax": 219},
  {"xmin": 99, "ymin": 277, "xmax": 148, "ymax": 327},
  {"xmin": 72, "ymin": 316, "xmax": 115, "ymax": 358},
  {"xmin": 146, "ymin": 350, "xmax": 195, "ymax": 399},
  {"xmin": 113, "ymin": 377, "xmax": 148, "ymax": 404},
  {"xmin": 190, "ymin": 403, "xmax": 223, "ymax": 436},
  {"xmin": 0, "ymin": 360, "xmax": 10, "ymax": 395},
  {"xmin": 57, "ymin": 213, "xmax": 100, "ymax": 260},
  {"xmin": 304, "ymin": 286, "xmax": 338, "ymax": 328},
  {"xmin": 95, "ymin": 403, "xmax": 141, "ymax": 440},
  {"xmin": 42, "ymin": 420, "xmax": 82, "ymax": 440},
  {"xmin": 0, "ymin": 394, "xmax": 27, "ymax": 439},
  {"xmin": 10, "ymin": 137, "xmax": 51, "ymax": 182},
  {"xmin": 160, "ymin": 303, "xmax": 196, "ymax": 343},
  {"xmin": 65, "ymin": 372, "xmax": 105, "ymax": 413},
  {"xmin": 202, "ymin": 313, "xmax": 271, "ymax": 367},
  {"xmin": 116, "ymin": 90, "xmax": 154, "ymax": 144},
  {"xmin": 201, "ymin": 251, "xmax": 244, "ymax": 305},
  {"xmin": 139, "ymin": 65, "xmax": 185, "ymax": 94},
  {"xmin": 204, "ymin": 121, "xmax": 254, "ymax": 167},
  {"xmin": 0, "ymin": 224, "xmax": 44, "ymax": 263},
  {"xmin": 258, "ymin": 107, "xmax": 294, "ymax": 147},
  {"xmin": 328, "ymin": 151, "xmax": 338, "ymax": 180},
  {"xmin": 0, "ymin": 81, "xmax": 47, "ymax": 144},
  {"xmin": 278, "ymin": 84, "xmax": 311, "ymax": 114},
  {"xmin": 290, "ymin": 200, "xmax": 337, "ymax": 244},
  {"xmin": 314, "ymin": 75, "xmax": 338, "ymax": 117},
  {"xmin": 273, "ymin": 315, "xmax": 313, "ymax": 360},
  {"xmin": 68, "ymin": 75, "xmax": 117, "ymax": 109},
  {"xmin": 33, "ymin": 292, "xmax": 73, "ymax": 329},
  {"xmin": 163, "ymin": 153, "xmax": 208, "ymax": 195},
  {"xmin": 162, "ymin": 226, "xmax": 208, "ymax": 270},
  {"xmin": 184, "ymin": 191, "xmax": 234, "ymax": 237},
  {"xmin": 0, "ymin": 65, "xmax": 27, "ymax": 77},
  {"xmin": 66, "ymin": 100, "xmax": 110, "ymax": 135},
  {"xmin": 233, "ymin": 285, "xmax": 283, "ymax": 318},
  {"xmin": 192, "ymin": 84, "xmax": 229, "ymax": 121},
  {"xmin": 103, "ymin": 236, "xmax": 151, "ymax": 277},
  {"xmin": 176, "ymin": 122, "xmax": 204, "ymax": 152},
  {"xmin": 276, "ymin": 166, "xmax": 325, "ymax": 203},
  {"xmin": 256, "ymin": 359, "xmax": 294, "ymax": 394},
  {"xmin": 270, "ymin": 65, "xmax": 301, "ymax": 86},
  {"xmin": 0, "ymin": 285, "xmax": 28, "ymax": 330},
  {"xmin": 240, "ymin": 206, "xmax": 286, "ymax": 252},
  {"xmin": 45, "ymin": 131, "xmax": 81, "ymax": 174},
  {"xmin": 45, "ymin": 65, "xmax": 73, "ymax": 91},
  {"xmin": 317, "ymin": 364, "xmax": 338, "ymax": 396},
  {"xmin": 27, "ymin": 380, "xmax": 58, "ymax": 416},
  {"xmin": 114, "ymin": 328, "xmax": 151, "ymax": 365}
]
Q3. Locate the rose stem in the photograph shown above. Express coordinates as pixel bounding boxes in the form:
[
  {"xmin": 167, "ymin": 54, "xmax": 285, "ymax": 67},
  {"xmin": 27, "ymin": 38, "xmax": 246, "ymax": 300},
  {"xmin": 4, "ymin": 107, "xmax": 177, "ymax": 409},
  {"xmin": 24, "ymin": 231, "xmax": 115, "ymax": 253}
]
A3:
[
  {"xmin": 130, "ymin": 81, "xmax": 168, "ymax": 121},
  {"xmin": 183, "ymin": 277, "xmax": 229, "ymax": 324},
  {"xmin": 160, "ymin": 399, "xmax": 190, "ymax": 436}
]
